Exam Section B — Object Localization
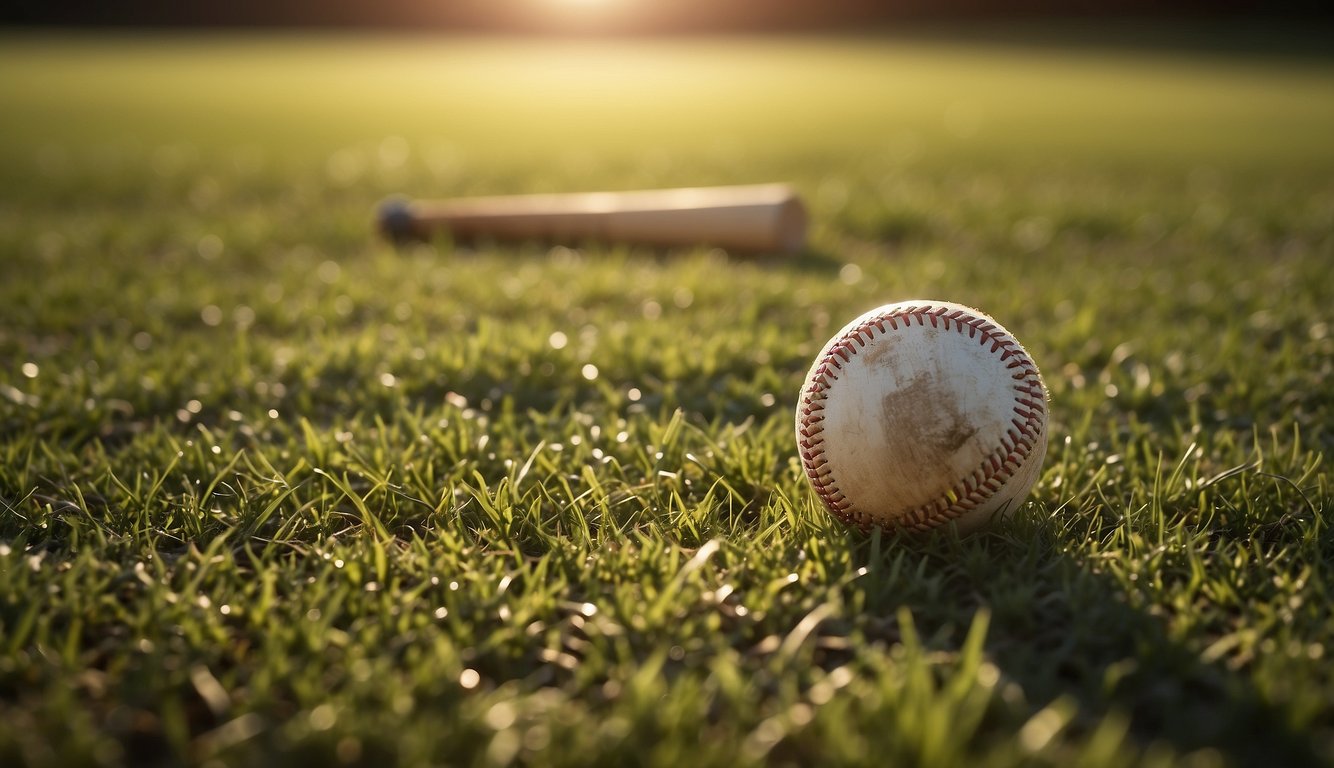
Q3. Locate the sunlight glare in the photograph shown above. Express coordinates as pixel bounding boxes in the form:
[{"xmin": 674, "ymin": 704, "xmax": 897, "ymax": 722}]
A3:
[
  {"xmin": 550, "ymin": 0, "xmax": 616, "ymax": 9},
  {"xmin": 528, "ymin": 0, "xmax": 641, "ymax": 33}
]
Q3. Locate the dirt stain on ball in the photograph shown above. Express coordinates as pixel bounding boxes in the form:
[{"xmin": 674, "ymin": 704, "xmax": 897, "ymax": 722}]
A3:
[{"xmin": 881, "ymin": 371, "xmax": 979, "ymax": 462}]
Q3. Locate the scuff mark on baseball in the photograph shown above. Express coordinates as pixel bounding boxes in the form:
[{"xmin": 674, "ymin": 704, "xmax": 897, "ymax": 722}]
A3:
[{"xmin": 795, "ymin": 300, "xmax": 1049, "ymax": 533}]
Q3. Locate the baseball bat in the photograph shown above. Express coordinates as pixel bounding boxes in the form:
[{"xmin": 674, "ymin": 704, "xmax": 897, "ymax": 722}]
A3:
[{"xmin": 377, "ymin": 183, "xmax": 807, "ymax": 254}]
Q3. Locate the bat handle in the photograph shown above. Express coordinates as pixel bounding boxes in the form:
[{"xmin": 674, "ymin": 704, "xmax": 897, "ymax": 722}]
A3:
[{"xmin": 378, "ymin": 198, "xmax": 421, "ymax": 242}]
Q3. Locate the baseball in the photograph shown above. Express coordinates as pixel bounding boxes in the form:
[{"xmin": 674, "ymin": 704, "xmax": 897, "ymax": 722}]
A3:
[{"xmin": 795, "ymin": 300, "xmax": 1048, "ymax": 533}]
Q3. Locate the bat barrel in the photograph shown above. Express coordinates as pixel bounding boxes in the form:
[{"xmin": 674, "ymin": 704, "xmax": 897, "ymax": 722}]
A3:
[{"xmin": 378, "ymin": 184, "xmax": 807, "ymax": 254}]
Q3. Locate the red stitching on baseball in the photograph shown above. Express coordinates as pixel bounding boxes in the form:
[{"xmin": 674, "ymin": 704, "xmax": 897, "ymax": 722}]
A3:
[{"xmin": 798, "ymin": 303, "xmax": 1045, "ymax": 532}]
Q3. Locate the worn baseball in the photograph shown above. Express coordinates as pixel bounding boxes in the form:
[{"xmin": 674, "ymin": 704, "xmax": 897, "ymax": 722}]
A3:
[{"xmin": 795, "ymin": 300, "xmax": 1048, "ymax": 533}]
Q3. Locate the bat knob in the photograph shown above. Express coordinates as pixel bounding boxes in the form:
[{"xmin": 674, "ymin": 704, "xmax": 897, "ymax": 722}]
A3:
[{"xmin": 376, "ymin": 197, "xmax": 417, "ymax": 242}]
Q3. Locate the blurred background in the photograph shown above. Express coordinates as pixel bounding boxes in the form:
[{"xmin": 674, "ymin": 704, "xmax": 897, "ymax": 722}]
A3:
[{"xmin": 4, "ymin": 0, "xmax": 1332, "ymax": 323}]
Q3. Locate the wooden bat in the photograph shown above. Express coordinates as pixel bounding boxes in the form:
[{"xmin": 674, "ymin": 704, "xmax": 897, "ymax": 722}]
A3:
[{"xmin": 377, "ymin": 183, "xmax": 807, "ymax": 254}]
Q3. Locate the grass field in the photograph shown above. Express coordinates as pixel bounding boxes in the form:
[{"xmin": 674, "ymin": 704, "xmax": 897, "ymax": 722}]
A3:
[{"xmin": 1, "ymin": 28, "xmax": 1332, "ymax": 768}]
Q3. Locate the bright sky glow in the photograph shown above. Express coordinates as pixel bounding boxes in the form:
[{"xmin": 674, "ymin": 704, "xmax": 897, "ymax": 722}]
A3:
[
  {"xmin": 540, "ymin": 0, "xmax": 636, "ymax": 24},
  {"xmin": 548, "ymin": 0, "xmax": 617, "ymax": 9}
]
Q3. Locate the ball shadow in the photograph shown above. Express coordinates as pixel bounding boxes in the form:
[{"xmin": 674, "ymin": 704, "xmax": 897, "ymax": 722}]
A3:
[{"xmin": 834, "ymin": 520, "xmax": 1323, "ymax": 766}]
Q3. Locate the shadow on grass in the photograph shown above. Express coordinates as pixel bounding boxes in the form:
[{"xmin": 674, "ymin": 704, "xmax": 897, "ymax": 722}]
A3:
[
  {"xmin": 839, "ymin": 520, "xmax": 1324, "ymax": 766},
  {"xmin": 396, "ymin": 236, "xmax": 846, "ymax": 275}
]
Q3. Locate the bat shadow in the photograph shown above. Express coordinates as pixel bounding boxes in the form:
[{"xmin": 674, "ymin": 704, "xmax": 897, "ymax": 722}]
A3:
[{"xmin": 385, "ymin": 236, "xmax": 845, "ymax": 275}]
